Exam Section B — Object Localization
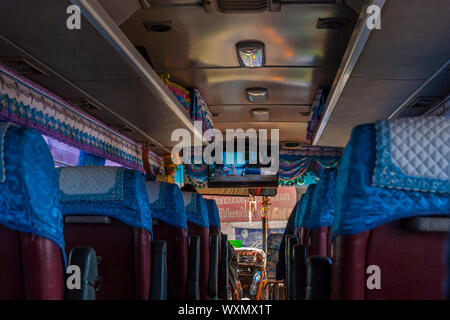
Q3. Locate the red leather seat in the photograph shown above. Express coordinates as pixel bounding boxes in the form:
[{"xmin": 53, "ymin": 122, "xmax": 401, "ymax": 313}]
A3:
[
  {"xmin": 183, "ymin": 192, "xmax": 210, "ymax": 300},
  {"xmin": 308, "ymin": 227, "xmax": 331, "ymax": 257},
  {"xmin": 331, "ymin": 220, "xmax": 448, "ymax": 299},
  {"xmin": 330, "ymin": 123, "xmax": 449, "ymax": 300},
  {"xmin": 145, "ymin": 181, "xmax": 188, "ymax": 300},
  {"xmin": 58, "ymin": 167, "xmax": 153, "ymax": 300},
  {"xmin": 0, "ymin": 124, "xmax": 65, "ymax": 300}
]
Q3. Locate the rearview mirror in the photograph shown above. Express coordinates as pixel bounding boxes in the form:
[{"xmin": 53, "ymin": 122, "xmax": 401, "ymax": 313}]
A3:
[{"xmin": 249, "ymin": 188, "xmax": 277, "ymax": 197}]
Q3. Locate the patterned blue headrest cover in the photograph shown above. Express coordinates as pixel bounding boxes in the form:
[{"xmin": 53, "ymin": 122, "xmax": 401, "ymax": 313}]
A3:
[
  {"xmin": 206, "ymin": 199, "xmax": 221, "ymax": 228},
  {"xmin": 294, "ymin": 185, "xmax": 317, "ymax": 228},
  {"xmin": 182, "ymin": 192, "xmax": 209, "ymax": 228},
  {"xmin": 304, "ymin": 168, "xmax": 337, "ymax": 229},
  {"xmin": 293, "ymin": 196, "xmax": 304, "ymax": 229},
  {"xmin": 332, "ymin": 123, "xmax": 449, "ymax": 240},
  {"xmin": 57, "ymin": 166, "xmax": 152, "ymax": 234},
  {"xmin": 145, "ymin": 181, "xmax": 187, "ymax": 230},
  {"xmin": 298, "ymin": 184, "xmax": 317, "ymax": 228},
  {"xmin": 373, "ymin": 117, "xmax": 449, "ymax": 193},
  {"xmin": 0, "ymin": 123, "xmax": 65, "ymax": 262}
]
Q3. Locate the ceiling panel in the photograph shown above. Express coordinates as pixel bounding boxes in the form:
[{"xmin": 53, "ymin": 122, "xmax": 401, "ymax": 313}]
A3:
[
  {"xmin": 210, "ymin": 104, "xmax": 311, "ymax": 122},
  {"xmin": 351, "ymin": 0, "xmax": 450, "ymax": 80},
  {"xmin": 74, "ymin": 78, "xmax": 190, "ymax": 148},
  {"xmin": 97, "ymin": 0, "xmax": 142, "ymax": 26},
  {"xmin": 167, "ymin": 67, "xmax": 337, "ymax": 105},
  {"xmin": 318, "ymin": 77, "xmax": 424, "ymax": 147},
  {"xmin": 318, "ymin": 0, "xmax": 450, "ymax": 147},
  {"xmin": 213, "ymin": 122, "xmax": 309, "ymax": 142},
  {"xmin": 0, "ymin": 0, "xmax": 138, "ymax": 83},
  {"xmin": 121, "ymin": 5, "xmax": 357, "ymax": 68}
]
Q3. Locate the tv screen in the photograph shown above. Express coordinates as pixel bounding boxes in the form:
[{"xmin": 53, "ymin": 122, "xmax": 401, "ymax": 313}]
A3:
[{"xmin": 208, "ymin": 151, "xmax": 278, "ymax": 188}]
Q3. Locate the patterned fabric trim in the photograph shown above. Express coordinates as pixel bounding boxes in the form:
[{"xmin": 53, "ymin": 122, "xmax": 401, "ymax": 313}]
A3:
[
  {"xmin": 0, "ymin": 63, "xmax": 161, "ymax": 171},
  {"xmin": 374, "ymin": 117, "xmax": 449, "ymax": 193}
]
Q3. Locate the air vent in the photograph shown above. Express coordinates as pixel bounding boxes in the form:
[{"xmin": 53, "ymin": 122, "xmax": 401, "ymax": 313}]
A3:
[
  {"xmin": 68, "ymin": 98, "xmax": 102, "ymax": 112},
  {"xmin": 398, "ymin": 96, "xmax": 443, "ymax": 118},
  {"xmin": 316, "ymin": 18, "xmax": 350, "ymax": 30},
  {"xmin": 203, "ymin": 0, "xmax": 280, "ymax": 13},
  {"xmin": 0, "ymin": 57, "xmax": 49, "ymax": 76},
  {"xmin": 143, "ymin": 21, "xmax": 176, "ymax": 33},
  {"xmin": 109, "ymin": 124, "xmax": 135, "ymax": 133}
]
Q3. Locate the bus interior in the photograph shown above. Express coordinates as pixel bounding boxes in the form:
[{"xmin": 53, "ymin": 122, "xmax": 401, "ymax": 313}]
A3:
[{"xmin": 0, "ymin": 0, "xmax": 449, "ymax": 301}]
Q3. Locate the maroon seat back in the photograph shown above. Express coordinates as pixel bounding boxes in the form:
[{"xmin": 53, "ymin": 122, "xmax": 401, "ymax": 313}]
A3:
[
  {"xmin": 188, "ymin": 222, "xmax": 210, "ymax": 300},
  {"xmin": 146, "ymin": 181, "xmax": 188, "ymax": 300},
  {"xmin": 331, "ymin": 220, "xmax": 447, "ymax": 300},
  {"xmin": 63, "ymin": 218, "xmax": 151, "ymax": 300},
  {"xmin": 183, "ymin": 192, "xmax": 210, "ymax": 300},
  {"xmin": 0, "ymin": 226, "xmax": 64, "ymax": 300},
  {"xmin": 0, "ymin": 124, "xmax": 65, "ymax": 300},
  {"xmin": 309, "ymin": 227, "xmax": 331, "ymax": 258},
  {"xmin": 153, "ymin": 221, "xmax": 188, "ymax": 299},
  {"xmin": 57, "ymin": 167, "xmax": 153, "ymax": 300}
]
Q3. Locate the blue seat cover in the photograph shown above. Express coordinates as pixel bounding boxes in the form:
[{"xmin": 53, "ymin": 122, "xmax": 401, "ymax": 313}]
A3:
[
  {"xmin": 332, "ymin": 123, "xmax": 449, "ymax": 240},
  {"xmin": 182, "ymin": 192, "xmax": 209, "ymax": 228},
  {"xmin": 145, "ymin": 181, "xmax": 187, "ymax": 230},
  {"xmin": 0, "ymin": 123, "xmax": 66, "ymax": 263},
  {"xmin": 304, "ymin": 168, "xmax": 337, "ymax": 229},
  {"xmin": 57, "ymin": 167, "xmax": 152, "ymax": 234},
  {"xmin": 293, "ymin": 195, "xmax": 304, "ymax": 229},
  {"xmin": 295, "ymin": 184, "xmax": 317, "ymax": 228},
  {"xmin": 206, "ymin": 199, "xmax": 221, "ymax": 228}
]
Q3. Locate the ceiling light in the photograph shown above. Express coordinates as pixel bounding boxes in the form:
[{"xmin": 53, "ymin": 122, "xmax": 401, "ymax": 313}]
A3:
[
  {"xmin": 251, "ymin": 108, "xmax": 270, "ymax": 121},
  {"xmin": 236, "ymin": 41, "xmax": 265, "ymax": 68},
  {"xmin": 246, "ymin": 88, "xmax": 268, "ymax": 103}
]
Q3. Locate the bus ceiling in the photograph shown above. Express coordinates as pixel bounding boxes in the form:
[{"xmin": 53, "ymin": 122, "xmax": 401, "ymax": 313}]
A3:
[{"xmin": 0, "ymin": 0, "xmax": 448, "ymax": 155}]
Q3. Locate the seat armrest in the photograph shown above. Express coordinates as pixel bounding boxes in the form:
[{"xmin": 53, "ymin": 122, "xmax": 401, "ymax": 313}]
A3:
[
  {"xmin": 219, "ymin": 234, "xmax": 229, "ymax": 300},
  {"xmin": 292, "ymin": 244, "xmax": 307, "ymax": 300},
  {"xmin": 186, "ymin": 236, "xmax": 200, "ymax": 300},
  {"xmin": 150, "ymin": 240, "xmax": 167, "ymax": 300},
  {"xmin": 208, "ymin": 234, "xmax": 219, "ymax": 300},
  {"xmin": 286, "ymin": 236, "xmax": 298, "ymax": 300},
  {"xmin": 305, "ymin": 255, "xmax": 332, "ymax": 300},
  {"xmin": 66, "ymin": 246, "xmax": 99, "ymax": 300}
]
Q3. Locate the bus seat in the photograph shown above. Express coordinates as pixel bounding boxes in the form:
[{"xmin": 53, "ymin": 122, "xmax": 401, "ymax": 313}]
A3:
[
  {"xmin": 0, "ymin": 123, "xmax": 65, "ymax": 299},
  {"xmin": 206, "ymin": 199, "xmax": 221, "ymax": 299},
  {"xmin": 330, "ymin": 118, "xmax": 449, "ymax": 300},
  {"xmin": 57, "ymin": 167, "xmax": 152, "ymax": 300},
  {"xmin": 277, "ymin": 201, "xmax": 299, "ymax": 281},
  {"xmin": 182, "ymin": 191, "xmax": 210, "ymax": 300},
  {"xmin": 296, "ymin": 185, "xmax": 317, "ymax": 254},
  {"xmin": 306, "ymin": 168, "xmax": 337, "ymax": 257},
  {"xmin": 206, "ymin": 199, "xmax": 221, "ymax": 236},
  {"xmin": 145, "ymin": 181, "xmax": 188, "ymax": 300}
]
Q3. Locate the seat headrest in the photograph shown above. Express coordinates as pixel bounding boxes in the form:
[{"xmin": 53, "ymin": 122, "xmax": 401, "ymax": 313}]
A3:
[
  {"xmin": 373, "ymin": 117, "xmax": 449, "ymax": 193},
  {"xmin": 206, "ymin": 199, "xmax": 221, "ymax": 228},
  {"xmin": 145, "ymin": 181, "xmax": 187, "ymax": 230},
  {"xmin": 57, "ymin": 166, "xmax": 152, "ymax": 234},
  {"xmin": 305, "ymin": 168, "xmax": 337, "ymax": 229},
  {"xmin": 293, "ymin": 196, "xmax": 303, "ymax": 229},
  {"xmin": 295, "ymin": 184, "xmax": 317, "ymax": 228},
  {"xmin": 332, "ymin": 122, "xmax": 449, "ymax": 240},
  {"xmin": 182, "ymin": 191, "xmax": 209, "ymax": 228},
  {"xmin": 0, "ymin": 123, "xmax": 65, "ymax": 260}
]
